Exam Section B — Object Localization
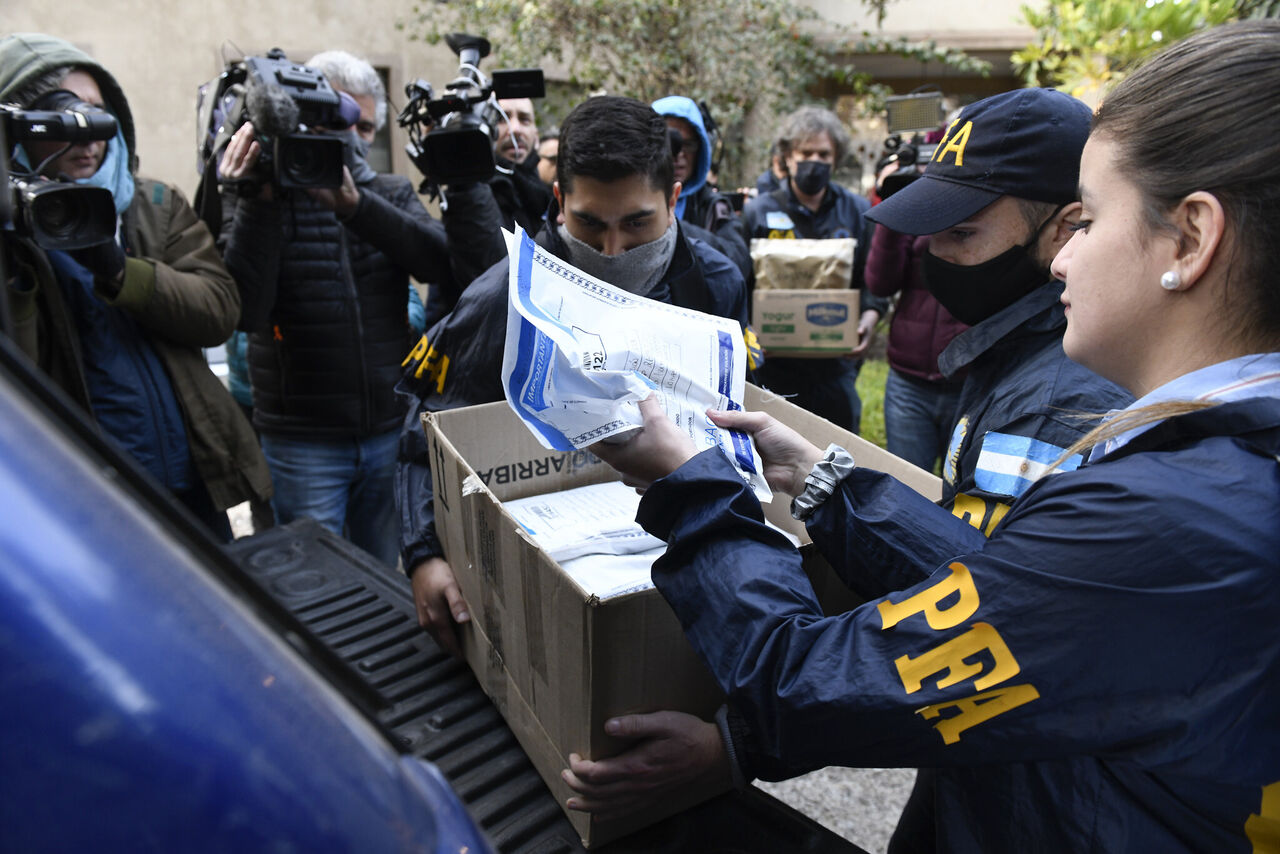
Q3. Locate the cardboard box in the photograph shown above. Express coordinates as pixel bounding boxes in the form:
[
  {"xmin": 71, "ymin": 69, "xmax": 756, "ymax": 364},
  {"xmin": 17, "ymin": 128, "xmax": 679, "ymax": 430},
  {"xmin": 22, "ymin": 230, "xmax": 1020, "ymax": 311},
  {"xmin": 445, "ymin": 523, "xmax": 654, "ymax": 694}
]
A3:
[
  {"xmin": 753, "ymin": 288, "xmax": 861, "ymax": 357},
  {"xmin": 424, "ymin": 384, "xmax": 940, "ymax": 847}
]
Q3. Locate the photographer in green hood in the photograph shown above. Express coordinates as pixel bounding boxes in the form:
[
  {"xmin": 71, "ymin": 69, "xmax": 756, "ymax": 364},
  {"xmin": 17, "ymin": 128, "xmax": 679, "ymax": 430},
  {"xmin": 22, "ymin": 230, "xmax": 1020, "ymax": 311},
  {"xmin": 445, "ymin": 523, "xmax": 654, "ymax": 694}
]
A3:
[{"xmin": 0, "ymin": 33, "xmax": 271, "ymax": 538}]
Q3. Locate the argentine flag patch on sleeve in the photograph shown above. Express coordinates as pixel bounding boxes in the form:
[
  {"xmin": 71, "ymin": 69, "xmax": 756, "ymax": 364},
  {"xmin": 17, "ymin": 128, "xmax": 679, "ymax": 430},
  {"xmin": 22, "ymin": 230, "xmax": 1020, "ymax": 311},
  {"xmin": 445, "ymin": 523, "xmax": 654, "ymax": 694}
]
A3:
[
  {"xmin": 765, "ymin": 211, "xmax": 796, "ymax": 231},
  {"xmin": 974, "ymin": 432, "xmax": 1082, "ymax": 499}
]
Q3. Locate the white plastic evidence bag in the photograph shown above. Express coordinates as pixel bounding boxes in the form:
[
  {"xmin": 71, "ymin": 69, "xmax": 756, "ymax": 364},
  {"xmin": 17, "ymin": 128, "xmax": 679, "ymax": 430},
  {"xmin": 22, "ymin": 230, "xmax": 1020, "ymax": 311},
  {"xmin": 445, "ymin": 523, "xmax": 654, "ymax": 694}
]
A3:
[{"xmin": 499, "ymin": 227, "xmax": 771, "ymax": 502}]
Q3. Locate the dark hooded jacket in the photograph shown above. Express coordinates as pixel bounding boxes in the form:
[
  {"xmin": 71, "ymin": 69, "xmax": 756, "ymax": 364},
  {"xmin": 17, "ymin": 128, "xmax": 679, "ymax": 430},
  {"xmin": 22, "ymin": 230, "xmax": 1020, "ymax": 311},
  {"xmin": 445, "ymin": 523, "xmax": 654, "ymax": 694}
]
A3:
[
  {"xmin": 652, "ymin": 96, "xmax": 751, "ymax": 281},
  {"xmin": 0, "ymin": 33, "xmax": 271, "ymax": 511},
  {"xmin": 218, "ymin": 157, "xmax": 452, "ymax": 439}
]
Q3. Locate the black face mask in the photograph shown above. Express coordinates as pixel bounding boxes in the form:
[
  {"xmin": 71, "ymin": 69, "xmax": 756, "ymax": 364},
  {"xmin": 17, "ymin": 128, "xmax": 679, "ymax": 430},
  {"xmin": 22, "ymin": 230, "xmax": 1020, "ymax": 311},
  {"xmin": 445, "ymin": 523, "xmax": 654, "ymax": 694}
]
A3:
[
  {"xmin": 922, "ymin": 246, "xmax": 1045, "ymax": 326},
  {"xmin": 792, "ymin": 160, "xmax": 831, "ymax": 196},
  {"xmin": 921, "ymin": 208, "xmax": 1062, "ymax": 326}
]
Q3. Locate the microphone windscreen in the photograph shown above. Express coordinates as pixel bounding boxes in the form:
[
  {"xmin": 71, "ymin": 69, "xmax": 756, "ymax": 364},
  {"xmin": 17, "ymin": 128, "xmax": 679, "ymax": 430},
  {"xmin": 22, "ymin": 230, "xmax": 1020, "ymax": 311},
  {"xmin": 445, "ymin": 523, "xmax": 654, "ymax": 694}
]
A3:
[{"xmin": 246, "ymin": 78, "xmax": 299, "ymax": 139}]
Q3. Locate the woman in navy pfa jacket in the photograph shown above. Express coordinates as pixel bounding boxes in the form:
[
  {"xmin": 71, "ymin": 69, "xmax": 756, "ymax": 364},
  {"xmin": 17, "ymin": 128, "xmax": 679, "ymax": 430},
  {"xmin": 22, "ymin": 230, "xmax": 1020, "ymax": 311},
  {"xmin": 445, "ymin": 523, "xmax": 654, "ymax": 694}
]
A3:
[{"xmin": 567, "ymin": 22, "xmax": 1280, "ymax": 852}]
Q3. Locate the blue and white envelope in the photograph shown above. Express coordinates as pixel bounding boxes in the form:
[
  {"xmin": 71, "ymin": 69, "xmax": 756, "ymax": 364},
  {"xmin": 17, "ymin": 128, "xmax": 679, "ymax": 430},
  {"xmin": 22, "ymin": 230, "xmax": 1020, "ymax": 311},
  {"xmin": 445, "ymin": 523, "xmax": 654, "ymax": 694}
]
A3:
[{"xmin": 500, "ymin": 227, "xmax": 771, "ymax": 501}]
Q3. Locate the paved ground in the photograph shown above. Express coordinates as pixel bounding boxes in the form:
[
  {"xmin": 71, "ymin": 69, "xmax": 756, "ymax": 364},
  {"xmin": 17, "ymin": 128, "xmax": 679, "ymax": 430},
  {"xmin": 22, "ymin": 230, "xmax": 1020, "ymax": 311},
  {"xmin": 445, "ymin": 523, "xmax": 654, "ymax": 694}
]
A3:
[{"xmin": 757, "ymin": 767, "xmax": 913, "ymax": 854}]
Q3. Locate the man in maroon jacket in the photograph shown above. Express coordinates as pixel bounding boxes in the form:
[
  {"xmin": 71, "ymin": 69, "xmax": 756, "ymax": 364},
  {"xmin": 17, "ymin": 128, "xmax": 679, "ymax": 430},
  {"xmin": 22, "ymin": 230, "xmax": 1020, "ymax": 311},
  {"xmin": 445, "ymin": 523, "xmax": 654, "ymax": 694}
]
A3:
[{"xmin": 864, "ymin": 223, "xmax": 967, "ymax": 472}]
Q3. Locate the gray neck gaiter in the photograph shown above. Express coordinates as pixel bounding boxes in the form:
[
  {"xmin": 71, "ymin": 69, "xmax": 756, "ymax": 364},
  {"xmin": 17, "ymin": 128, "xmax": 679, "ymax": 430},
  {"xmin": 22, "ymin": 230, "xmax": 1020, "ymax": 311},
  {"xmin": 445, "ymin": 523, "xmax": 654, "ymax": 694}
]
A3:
[
  {"xmin": 335, "ymin": 129, "xmax": 377, "ymax": 184},
  {"xmin": 557, "ymin": 220, "xmax": 677, "ymax": 296}
]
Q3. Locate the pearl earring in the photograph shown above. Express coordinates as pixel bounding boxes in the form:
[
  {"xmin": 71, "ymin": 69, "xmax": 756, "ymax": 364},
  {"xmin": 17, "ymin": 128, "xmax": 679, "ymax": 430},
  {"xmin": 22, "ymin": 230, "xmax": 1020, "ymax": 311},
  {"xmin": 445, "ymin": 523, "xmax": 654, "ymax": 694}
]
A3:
[{"xmin": 1160, "ymin": 270, "xmax": 1181, "ymax": 290}]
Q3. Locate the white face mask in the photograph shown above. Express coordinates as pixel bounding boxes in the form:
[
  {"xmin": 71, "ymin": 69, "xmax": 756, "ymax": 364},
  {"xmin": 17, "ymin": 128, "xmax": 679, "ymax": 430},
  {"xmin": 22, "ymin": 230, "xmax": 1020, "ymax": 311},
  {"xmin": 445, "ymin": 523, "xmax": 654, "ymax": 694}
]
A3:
[{"xmin": 557, "ymin": 220, "xmax": 679, "ymax": 296}]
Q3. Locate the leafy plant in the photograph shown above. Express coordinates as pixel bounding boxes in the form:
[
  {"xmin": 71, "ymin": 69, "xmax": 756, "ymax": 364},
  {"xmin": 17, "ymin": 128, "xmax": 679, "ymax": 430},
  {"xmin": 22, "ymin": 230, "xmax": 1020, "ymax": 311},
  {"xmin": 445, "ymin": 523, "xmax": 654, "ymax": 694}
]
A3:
[
  {"xmin": 1013, "ymin": 0, "xmax": 1242, "ymax": 97},
  {"xmin": 399, "ymin": 0, "xmax": 986, "ymax": 185}
]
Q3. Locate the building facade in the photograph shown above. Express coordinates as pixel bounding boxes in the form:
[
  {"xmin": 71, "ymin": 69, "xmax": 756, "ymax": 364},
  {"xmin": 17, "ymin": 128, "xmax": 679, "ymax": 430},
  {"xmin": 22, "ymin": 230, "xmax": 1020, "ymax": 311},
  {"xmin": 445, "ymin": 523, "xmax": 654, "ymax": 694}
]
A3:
[{"xmin": 3, "ymin": 1, "xmax": 1033, "ymax": 200}]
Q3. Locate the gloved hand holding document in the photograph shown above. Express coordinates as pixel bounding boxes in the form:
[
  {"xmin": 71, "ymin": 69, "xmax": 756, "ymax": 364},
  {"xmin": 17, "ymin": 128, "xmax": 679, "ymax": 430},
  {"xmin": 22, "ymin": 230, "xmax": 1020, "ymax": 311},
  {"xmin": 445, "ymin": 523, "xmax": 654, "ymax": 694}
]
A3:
[{"xmin": 500, "ymin": 227, "xmax": 770, "ymax": 501}]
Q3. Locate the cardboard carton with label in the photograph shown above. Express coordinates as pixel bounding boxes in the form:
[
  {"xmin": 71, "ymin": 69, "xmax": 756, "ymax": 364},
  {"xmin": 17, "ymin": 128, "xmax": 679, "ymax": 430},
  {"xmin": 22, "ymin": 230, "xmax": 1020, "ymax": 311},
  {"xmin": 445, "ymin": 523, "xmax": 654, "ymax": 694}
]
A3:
[{"xmin": 750, "ymin": 237, "xmax": 860, "ymax": 356}]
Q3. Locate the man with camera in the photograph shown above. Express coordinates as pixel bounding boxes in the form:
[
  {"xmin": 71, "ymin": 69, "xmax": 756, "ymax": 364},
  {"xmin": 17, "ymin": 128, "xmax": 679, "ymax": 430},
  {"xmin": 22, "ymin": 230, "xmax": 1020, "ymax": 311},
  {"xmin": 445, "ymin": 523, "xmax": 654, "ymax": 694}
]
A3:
[
  {"xmin": 397, "ymin": 94, "xmax": 754, "ymax": 656},
  {"xmin": 0, "ymin": 32, "xmax": 272, "ymax": 539},
  {"xmin": 215, "ymin": 49, "xmax": 452, "ymax": 568},
  {"xmin": 426, "ymin": 95, "xmax": 553, "ymax": 329},
  {"xmin": 740, "ymin": 105, "xmax": 887, "ymax": 434}
]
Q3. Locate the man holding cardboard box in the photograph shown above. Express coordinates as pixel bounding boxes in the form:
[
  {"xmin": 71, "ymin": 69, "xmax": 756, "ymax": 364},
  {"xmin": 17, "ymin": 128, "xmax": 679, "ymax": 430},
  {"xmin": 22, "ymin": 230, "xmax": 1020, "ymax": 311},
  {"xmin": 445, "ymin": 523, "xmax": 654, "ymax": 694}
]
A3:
[
  {"xmin": 395, "ymin": 95, "xmax": 755, "ymax": 656},
  {"xmin": 740, "ymin": 106, "xmax": 888, "ymax": 434}
]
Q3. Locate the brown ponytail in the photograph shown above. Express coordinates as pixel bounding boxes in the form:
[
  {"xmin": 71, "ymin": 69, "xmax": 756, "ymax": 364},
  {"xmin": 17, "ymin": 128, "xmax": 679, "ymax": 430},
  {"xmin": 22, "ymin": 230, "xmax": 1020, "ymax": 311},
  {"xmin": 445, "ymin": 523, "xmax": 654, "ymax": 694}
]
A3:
[{"xmin": 1050, "ymin": 400, "xmax": 1218, "ymax": 473}]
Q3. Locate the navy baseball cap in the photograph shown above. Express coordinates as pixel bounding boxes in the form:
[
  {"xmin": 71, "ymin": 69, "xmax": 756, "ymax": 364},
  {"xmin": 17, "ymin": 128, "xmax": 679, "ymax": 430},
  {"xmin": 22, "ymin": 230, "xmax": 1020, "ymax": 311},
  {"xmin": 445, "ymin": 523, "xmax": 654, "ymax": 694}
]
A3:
[{"xmin": 866, "ymin": 88, "xmax": 1092, "ymax": 235}]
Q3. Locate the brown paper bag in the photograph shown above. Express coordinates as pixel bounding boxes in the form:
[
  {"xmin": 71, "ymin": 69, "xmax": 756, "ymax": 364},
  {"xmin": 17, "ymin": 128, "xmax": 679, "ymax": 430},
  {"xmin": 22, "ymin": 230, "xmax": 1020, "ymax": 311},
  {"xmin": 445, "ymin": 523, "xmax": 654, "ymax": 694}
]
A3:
[{"xmin": 749, "ymin": 237, "xmax": 856, "ymax": 291}]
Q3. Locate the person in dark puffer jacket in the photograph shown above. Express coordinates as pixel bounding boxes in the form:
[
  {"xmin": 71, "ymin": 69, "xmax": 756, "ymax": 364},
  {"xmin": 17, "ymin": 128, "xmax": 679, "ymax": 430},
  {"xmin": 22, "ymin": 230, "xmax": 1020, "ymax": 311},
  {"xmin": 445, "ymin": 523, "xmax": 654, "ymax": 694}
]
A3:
[{"xmin": 217, "ymin": 50, "xmax": 452, "ymax": 567}]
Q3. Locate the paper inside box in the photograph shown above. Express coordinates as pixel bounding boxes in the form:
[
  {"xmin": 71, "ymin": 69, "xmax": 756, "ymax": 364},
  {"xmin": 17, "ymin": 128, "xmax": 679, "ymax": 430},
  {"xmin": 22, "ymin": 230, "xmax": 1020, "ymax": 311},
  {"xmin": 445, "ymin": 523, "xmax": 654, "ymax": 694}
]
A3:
[{"xmin": 505, "ymin": 480, "xmax": 802, "ymax": 602}]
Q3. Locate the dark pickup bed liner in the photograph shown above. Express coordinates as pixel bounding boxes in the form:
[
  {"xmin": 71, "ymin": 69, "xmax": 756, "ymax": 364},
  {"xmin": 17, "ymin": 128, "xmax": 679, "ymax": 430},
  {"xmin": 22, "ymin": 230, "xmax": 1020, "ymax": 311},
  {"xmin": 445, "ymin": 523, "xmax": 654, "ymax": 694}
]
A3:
[{"xmin": 228, "ymin": 520, "xmax": 869, "ymax": 854}]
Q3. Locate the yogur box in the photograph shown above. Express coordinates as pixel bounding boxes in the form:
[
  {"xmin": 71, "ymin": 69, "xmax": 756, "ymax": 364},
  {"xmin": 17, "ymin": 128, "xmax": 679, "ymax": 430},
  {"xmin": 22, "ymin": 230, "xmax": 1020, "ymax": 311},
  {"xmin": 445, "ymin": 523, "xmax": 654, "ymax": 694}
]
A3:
[
  {"xmin": 752, "ymin": 288, "xmax": 861, "ymax": 356},
  {"xmin": 424, "ymin": 384, "xmax": 941, "ymax": 847},
  {"xmin": 749, "ymin": 236, "xmax": 860, "ymax": 357}
]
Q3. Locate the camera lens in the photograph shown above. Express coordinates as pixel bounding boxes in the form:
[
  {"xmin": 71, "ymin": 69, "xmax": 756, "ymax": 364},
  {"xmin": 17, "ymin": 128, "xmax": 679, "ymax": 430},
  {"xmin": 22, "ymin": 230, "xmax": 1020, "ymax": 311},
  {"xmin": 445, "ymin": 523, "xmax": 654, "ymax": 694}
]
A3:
[
  {"xmin": 18, "ymin": 182, "xmax": 116, "ymax": 250},
  {"xmin": 283, "ymin": 142, "xmax": 323, "ymax": 184},
  {"xmin": 276, "ymin": 135, "xmax": 344, "ymax": 189},
  {"xmin": 38, "ymin": 193, "xmax": 75, "ymax": 232},
  {"xmin": 32, "ymin": 190, "xmax": 82, "ymax": 241}
]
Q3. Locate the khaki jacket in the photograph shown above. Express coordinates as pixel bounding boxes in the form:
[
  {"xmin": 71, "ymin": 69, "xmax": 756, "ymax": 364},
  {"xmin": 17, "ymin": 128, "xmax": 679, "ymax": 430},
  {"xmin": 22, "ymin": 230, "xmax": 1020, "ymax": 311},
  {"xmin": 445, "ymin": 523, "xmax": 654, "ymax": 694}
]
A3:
[{"xmin": 9, "ymin": 177, "xmax": 272, "ymax": 511}]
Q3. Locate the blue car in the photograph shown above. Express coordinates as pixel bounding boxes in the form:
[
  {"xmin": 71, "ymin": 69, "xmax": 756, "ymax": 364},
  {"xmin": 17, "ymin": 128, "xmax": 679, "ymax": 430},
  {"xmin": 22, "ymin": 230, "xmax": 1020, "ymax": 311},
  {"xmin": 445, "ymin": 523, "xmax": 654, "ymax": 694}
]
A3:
[{"xmin": 0, "ymin": 336, "xmax": 495, "ymax": 854}]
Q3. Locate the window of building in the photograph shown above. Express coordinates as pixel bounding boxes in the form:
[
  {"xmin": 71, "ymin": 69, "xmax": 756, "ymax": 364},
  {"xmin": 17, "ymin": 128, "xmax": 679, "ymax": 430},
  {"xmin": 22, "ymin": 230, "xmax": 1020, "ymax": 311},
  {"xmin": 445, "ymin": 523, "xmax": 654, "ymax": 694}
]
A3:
[{"xmin": 368, "ymin": 65, "xmax": 393, "ymax": 174}]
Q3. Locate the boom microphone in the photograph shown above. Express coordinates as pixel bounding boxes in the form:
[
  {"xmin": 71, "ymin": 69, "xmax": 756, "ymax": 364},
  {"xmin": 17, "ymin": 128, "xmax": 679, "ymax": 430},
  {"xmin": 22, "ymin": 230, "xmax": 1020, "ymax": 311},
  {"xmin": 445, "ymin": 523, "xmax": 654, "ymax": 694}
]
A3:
[{"xmin": 245, "ymin": 76, "xmax": 299, "ymax": 139}]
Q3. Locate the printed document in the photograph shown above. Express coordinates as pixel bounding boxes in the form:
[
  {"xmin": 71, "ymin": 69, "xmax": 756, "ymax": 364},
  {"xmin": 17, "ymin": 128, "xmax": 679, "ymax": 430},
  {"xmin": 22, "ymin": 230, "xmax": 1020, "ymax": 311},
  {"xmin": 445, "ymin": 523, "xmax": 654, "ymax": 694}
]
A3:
[{"xmin": 500, "ymin": 227, "xmax": 770, "ymax": 501}]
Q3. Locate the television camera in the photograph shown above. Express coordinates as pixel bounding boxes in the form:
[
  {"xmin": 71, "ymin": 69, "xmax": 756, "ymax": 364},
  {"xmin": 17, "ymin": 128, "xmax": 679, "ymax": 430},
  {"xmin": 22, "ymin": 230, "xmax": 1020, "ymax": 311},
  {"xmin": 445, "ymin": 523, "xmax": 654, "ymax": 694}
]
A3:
[
  {"xmin": 197, "ymin": 48, "xmax": 356, "ymax": 192},
  {"xmin": 397, "ymin": 33, "xmax": 544, "ymax": 189},
  {"xmin": 2, "ymin": 91, "xmax": 118, "ymax": 251},
  {"xmin": 878, "ymin": 89, "xmax": 945, "ymax": 199}
]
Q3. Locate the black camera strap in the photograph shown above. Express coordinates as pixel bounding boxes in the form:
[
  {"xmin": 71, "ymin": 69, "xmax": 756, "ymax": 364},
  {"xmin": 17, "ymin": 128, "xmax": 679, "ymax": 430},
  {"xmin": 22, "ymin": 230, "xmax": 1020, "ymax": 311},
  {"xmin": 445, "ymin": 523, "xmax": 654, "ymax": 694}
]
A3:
[{"xmin": 192, "ymin": 156, "xmax": 223, "ymax": 238}]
